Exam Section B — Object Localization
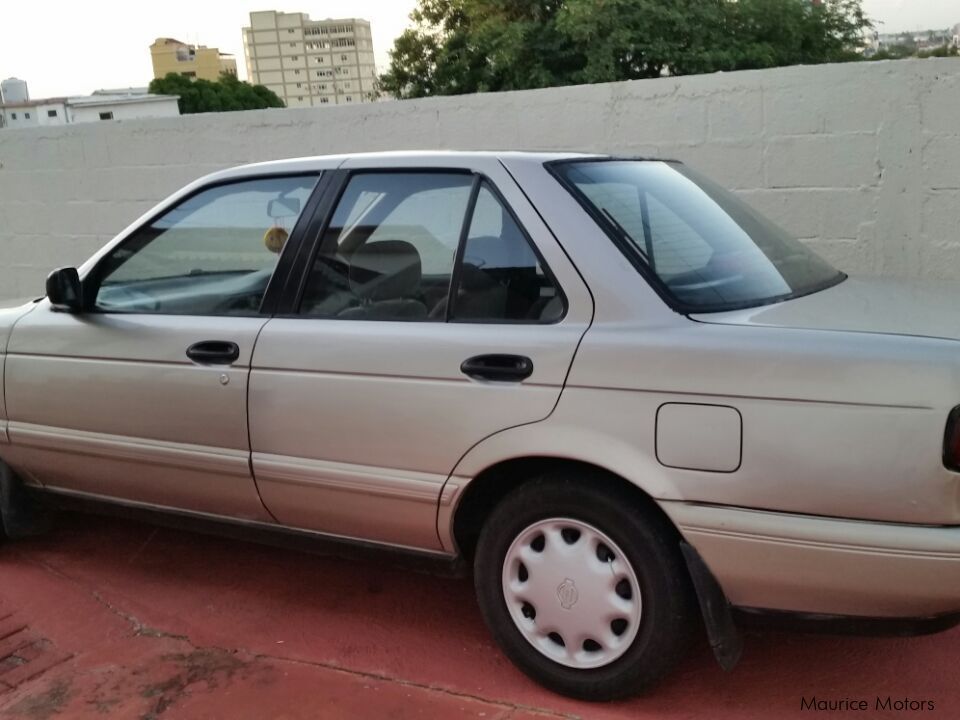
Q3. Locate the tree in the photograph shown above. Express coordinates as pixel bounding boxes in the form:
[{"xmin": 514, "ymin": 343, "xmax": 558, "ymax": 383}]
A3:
[
  {"xmin": 379, "ymin": 0, "xmax": 873, "ymax": 98},
  {"xmin": 148, "ymin": 73, "xmax": 285, "ymax": 114}
]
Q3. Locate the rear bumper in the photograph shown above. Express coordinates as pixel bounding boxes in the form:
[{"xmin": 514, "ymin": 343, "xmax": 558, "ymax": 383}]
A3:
[{"xmin": 660, "ymin": 502, "xmax": 960, "ymax": 618}]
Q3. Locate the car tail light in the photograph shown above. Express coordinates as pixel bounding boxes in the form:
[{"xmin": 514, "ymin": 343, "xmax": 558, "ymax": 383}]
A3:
[{"xmin": 944, "ymin": 407, "xmax": 960, "ymax": 472}]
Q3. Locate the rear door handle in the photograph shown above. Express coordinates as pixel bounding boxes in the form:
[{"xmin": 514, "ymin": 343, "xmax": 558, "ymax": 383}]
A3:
[
  {"xmin": 186, "ymin": 341, "xmax": 240, "ymax": 365},
  {"xmin": 461, "ymin": 354, "xmax": 534, "ymax": 382}
]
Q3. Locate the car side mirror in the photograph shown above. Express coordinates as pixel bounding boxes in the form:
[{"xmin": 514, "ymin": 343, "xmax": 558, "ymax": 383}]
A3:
[{"xmin": 46, "ymin": 267, "xmax": 83, "ymax": 313}]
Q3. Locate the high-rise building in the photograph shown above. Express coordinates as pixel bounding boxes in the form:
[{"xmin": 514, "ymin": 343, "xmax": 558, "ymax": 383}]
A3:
[
  {"xmin": 150, "ymin": 38, "xmax": 238, "ymax": 81},
  {"xmin": 243, "ymin": 11, "xmax": 377, "ymax": 108}
]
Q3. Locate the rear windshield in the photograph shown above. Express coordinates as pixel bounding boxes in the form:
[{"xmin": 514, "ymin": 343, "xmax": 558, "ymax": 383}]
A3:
[{"xmin": 552, "ymin": 160, "xmax": 845, "ymax": 313}]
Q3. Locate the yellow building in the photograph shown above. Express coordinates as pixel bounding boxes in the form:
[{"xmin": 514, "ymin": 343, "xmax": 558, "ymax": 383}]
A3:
[{"xmin": 150, "ymin": 38, "xmax": 238, "ymax": 81}]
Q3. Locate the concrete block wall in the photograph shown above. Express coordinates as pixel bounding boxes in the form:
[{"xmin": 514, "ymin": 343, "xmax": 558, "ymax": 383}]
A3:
[{"xmin": 0, "ymin": 58, "xmax": 958, "ymax": 300}]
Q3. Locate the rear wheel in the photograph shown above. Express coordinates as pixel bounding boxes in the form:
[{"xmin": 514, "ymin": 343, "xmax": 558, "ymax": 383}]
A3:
[{"xmin": 474, "ymin": 474, "xmax": 697, "ymax": 700}]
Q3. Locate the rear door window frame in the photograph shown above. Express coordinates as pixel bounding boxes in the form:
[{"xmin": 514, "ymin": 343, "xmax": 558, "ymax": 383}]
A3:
[{"xmin": 277, "ymin": 167, "xmax": 568, "ymax": 325}]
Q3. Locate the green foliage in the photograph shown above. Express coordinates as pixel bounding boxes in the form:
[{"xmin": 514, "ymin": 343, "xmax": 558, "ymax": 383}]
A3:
[
  {"xmin": 867, "ymin": 38, "xmax": 959, "ymax": 61},
  {"xmin": 916, "ymin": 44, "xmax": 959, "ymax": 59},
  {"xmin": 148, "ymin": 73, "xmax": 285, "ymax": 114},
  {"xmin": 379, "ymin": 0, "xmax": 873, "ymax": 98},
  {"xmin": 867, "ymin": 45, "xmax": 916, "ymax": 61}
]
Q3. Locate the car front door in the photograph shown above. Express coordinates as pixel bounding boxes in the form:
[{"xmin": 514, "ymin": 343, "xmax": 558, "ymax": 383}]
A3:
[
  {"xmin": 248, "ymin": 157, "xmax": 593, "ymax": 552},
  {"xmin": 3, "ymin": 173, "xmax": 320, "ymax": 520}
]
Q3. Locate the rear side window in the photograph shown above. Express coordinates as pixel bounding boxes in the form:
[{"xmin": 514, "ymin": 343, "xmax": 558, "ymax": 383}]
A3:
[
  {"xmin": 451, "ymin": 183, "xmax": 564, "ymax": 323},
  {"xmin": 299, "ymin": 173, "xmax": 473, "ymax": 320},
  {"xmin": 299, "ymin": 174, "xmax": 565, "ymax": 323}
]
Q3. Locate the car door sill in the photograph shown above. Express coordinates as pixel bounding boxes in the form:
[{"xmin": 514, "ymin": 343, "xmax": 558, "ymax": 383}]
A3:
[{"xmin": 30, "ymin": 485, "xmax": 463, "ymax": 572}]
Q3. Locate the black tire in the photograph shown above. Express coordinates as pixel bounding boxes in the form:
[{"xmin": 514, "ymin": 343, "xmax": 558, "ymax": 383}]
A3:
[
  {"xmin": 474, "ymin": 473, "xmax": 698, "ymax": 700},
  {"xmin": 0, "ymin": 474, "xmax": 6, "ymax": 543},
  {"xmin": 0, "ymin": 461, "xmax": 51, "ymax": 540}
]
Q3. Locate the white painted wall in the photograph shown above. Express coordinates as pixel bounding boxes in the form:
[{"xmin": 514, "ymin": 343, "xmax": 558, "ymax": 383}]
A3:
[
  {"xmin": 0, "ymin": 58, "xmax": 958, "ymax": 301},
  {"xmin": 67, "ymin": 98, "xmax": 181, "ymax": 124},
  {"xmin": 0, "ymin": 101, "xmax": 68, "ymax": 128}
]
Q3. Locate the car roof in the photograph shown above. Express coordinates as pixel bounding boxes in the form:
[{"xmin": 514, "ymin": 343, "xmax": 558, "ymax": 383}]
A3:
[{"xmin": 203, "ymin": 150, "xmax": 607, "ymax": 183}]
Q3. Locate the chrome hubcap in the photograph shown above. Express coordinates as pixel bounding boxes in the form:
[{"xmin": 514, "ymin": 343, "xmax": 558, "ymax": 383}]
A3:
[{"xmin": 501, "ymin": 518, "xmax": 642, "ymax": 669}]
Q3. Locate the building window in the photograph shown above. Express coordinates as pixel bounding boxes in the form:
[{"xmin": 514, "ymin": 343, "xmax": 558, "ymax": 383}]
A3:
[
  {"xmin": 24, "ymin": 112, "xmax": 30, "ymax": 119},
  {"xmin": 345, "ymin": 96, "xmax": 352, "ymax": 102},
  {"xmin": 320, "ymin": 97, "xmax": 329, "ymax": 104},
  {"xmin": 10, "ymin": 113, "xmax": 16, "ymax": 119},
  {"xmin": 289, "ymin": 42, "xmax": 296, "ymax": 47},
  {"xmin": 294, "ymin": 69, "xmax": 301, "ymax": 75},
  {"xmin": 182, "ymin": 71, "xmax": 197, "ymax": 78},
  {"xmin": 288, "ymin": 28, "xmax": 295, "ymax": 34},
  {"xmin": 99, "ymin": 112, "xmax": 114, "ymax": 121},
  {"xmin": 341, "ymin": 54, "xmax": 349, "ymax": 62},
  {"xmin": 47, "ymin": 109, "xmax": 57, "ymax": 118},
  {"xmin": 297, "ymin": 96, "xmax": 303, "ymax": 101}
]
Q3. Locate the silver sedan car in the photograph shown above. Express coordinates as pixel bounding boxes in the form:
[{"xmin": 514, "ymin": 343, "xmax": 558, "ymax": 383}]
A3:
[{"xmin": 1, "ymin": 152, "xmax": 958, "ymax": 700}]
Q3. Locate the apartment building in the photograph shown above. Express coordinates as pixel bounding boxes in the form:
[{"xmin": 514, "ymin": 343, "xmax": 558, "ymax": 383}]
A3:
[
  {"xmin": 150, "ymin": 38, "xmax": 238, "ymax": 81},
  {"xmin": 242, "ymin": 10, "xmax": 377, "ymax": 108}
]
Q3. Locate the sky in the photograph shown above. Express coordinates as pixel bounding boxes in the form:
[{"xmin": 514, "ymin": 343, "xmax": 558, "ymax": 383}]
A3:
[{"xmin": 1, "ymin": 0, "xmax": 958, "ymax": 99}]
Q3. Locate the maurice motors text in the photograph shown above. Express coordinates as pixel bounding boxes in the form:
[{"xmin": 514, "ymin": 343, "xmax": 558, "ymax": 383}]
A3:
[{"xmin": 801, "ymin": 697, "xmax": 935, "ymax": 712}]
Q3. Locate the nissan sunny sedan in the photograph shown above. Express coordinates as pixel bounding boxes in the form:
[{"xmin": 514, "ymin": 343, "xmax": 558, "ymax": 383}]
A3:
[{"xmin": 1, "ymin": 151, "xmax": 959, "ymax": 700}]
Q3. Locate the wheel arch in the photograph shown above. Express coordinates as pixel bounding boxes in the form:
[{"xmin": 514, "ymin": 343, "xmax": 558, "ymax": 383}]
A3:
[{"xmin": 445, "ymin": 455, "xmax": 684, "ymax": 561}]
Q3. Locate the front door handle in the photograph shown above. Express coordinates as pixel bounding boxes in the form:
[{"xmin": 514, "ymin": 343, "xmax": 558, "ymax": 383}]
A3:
[
  {"xmin": 461, "ymin": 354, "xmax": 534, "ymax": 382},
  {"xmin": 186, "ymin": 341, "xmax": 240, "ymax": 365}
]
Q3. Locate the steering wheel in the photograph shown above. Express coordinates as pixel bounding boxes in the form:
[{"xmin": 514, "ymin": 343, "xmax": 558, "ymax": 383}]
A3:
[{"xmin": 97, "ymin": 286, "xmax": 161, "ymax": 312}]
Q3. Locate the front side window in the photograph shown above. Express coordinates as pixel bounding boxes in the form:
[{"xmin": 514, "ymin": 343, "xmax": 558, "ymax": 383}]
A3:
[
  {"xmin": 94, "ymin": 175, "xmax": 317, "ymax": 315},
  {"xmin": 553, "ymin": 160, "xmax": 844, "ymax": 313}
]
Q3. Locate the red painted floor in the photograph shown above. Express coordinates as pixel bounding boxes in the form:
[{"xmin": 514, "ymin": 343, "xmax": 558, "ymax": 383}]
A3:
[{"xmin": 1, "ymin": 512, "xmax": 958, "ymax": 719}]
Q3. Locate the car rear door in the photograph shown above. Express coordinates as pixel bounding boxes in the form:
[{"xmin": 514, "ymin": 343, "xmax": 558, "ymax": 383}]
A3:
[
  {"xmin": 3, "ymin": 172, "xmax": 324, "ymax": 520},
  {"xmin": 248, "ymin": 155, "xmax": 593, "ymax": 551}
]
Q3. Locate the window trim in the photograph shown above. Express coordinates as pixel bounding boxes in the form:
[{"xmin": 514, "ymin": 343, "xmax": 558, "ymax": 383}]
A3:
[
  {"xmin": 546, "ymin": 157, "xmax": 845, "ymax": 315},
  {"xmin": 444, "ymin": 175, "xmax": 482, "ymax": 322},
  {"xmin": 81, "ymin": 171, "xmax": 325, "ymax": 317},
  {"xmin": 282, "ymin": 168, "xmax": 568, "ymax": 325}
]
